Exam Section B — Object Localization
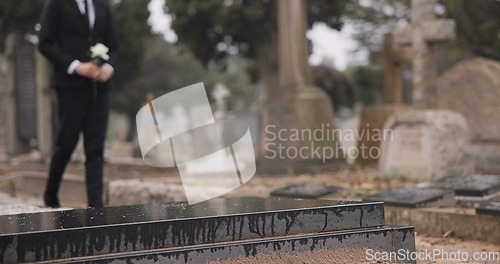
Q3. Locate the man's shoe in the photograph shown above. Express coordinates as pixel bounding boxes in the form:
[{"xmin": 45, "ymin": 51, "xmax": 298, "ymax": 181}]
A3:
[{"xmin": 44, "ymin": 193, "xmax": 61, "ymax": 208}]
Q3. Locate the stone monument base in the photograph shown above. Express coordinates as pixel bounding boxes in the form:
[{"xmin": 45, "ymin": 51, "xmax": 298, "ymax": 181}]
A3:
[
  {"xmin": 259, "ymin": 87, "xmax": 345, "ymax": 174},
  {"xmin": 471, "ymin": 142, "xmax": 500, "ymax": 174},
  {"xmin": 356, "ymin": 104, "xmax": 412, "ymax": 166}
]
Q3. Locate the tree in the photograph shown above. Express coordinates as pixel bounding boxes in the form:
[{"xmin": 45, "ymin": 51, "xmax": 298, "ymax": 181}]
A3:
[
  {"xmin": 108, "ymin": 0, "xmax": 153, "ymax": 112},
  {"xmin": 165, "ymin": 0, "xmax": 352, "ymax": 92},
  {"xmin": 346, "ymin": 64, "xmax": 383, "ymax": 106},
  {"xmin": 442, "ymin": 0, "xmax": 500, "ymax": 61},
  {"xmin": 341, "ymin": 0, "xmax": 410, "ymax": 48},
  {"xmin": 0, "ymin": 0, "xmax": 43, "ymax": 51},
  {"xmin": 312, "ymin": 65, "xmax": 355, "ymax": 111}
]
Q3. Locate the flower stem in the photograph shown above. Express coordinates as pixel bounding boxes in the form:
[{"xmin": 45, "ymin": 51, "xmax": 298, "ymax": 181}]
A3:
[{"xmin": 93, "ymin": 82, "xmax": 97, "ymax": 101}]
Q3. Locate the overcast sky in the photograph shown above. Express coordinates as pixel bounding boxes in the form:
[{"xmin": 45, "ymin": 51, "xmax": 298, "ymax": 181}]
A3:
[{"xmin": 147, "ymin": 0, "xmax": 368, "ymax": 70}]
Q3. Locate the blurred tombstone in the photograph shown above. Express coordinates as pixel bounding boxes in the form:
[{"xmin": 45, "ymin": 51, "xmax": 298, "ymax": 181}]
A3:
[
  {"xmin": 0, "ymin": 54, "xmax": 6, "ymax": 160},
  {"xmin": 4, "ymin": 33, "xmax": 53, "ymax": 161},
  {"xmin": 378, "ymin": 110, "xmax": 473, "ymax": 180},
  {"xmin": 211, "ymin": 82, "xmax": 230, "ymax": 119},
  {"xmin": 362, "ymin": 0, "xmax": 457, "ymax": 167},
  {"xmin": 394, "ymin": 0, "xmax": 455, "ymax": 108},
  {"xmin": 356, "ymin": 33, "xmax": 412, "ymax": 166},
  {"xmin": 436, "ymin": 58, "xmax": 500, "ymax": 172},
  {"xmin": 382, "ymin": 32, "xmax": 412, "ymax": 104},
  {"xmin": 116, "ymin": 114, "xmax": 130, "ymax": 142},
  {"xmin": 356, "ymin": 105, "xmax": 412, "ymax": 166}
]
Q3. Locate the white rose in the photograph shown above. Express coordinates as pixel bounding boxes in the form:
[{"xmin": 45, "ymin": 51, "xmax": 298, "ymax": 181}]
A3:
[{"xmin": 90, "ymin": 43, "xmax": 110, "ymax": 61}]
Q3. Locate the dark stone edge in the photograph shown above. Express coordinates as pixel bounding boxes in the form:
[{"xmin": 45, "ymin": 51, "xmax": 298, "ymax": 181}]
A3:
[
  {"xmin": 55, "ymin": 226, "xmax": 416, "ymax": 264},
  {"xmin": 0, "ymin": 202, "xmax": 385, "ymax": 263}
]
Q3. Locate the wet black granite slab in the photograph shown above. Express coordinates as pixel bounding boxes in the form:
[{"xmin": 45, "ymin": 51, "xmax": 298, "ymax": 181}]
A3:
[
  {"xmin": 362, "ymin": 187, "xmax": 454, "ymax": 208},
  {"xmin": 74, "ymin": 226, "xmax": 416, "ymax": 264},
  {"xmin": 476, "ymin": 202, "xmax": 500, "ymax": 216},
  {"xmin": 0, "ymin": 197, "xmax": 384, "ymax": 263},
  {"xmin": 270, "ymin": 185, "xmax": 342, "ymax": 199},
  {"xmin": 432, "ymin": 175, "xmax": 500, "ymax": 197}
]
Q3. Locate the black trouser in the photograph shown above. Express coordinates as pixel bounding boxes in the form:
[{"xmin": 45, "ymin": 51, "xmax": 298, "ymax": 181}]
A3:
[{"xmin": 45, "ymin": 84, "xmax": 109, "ymax": 207}]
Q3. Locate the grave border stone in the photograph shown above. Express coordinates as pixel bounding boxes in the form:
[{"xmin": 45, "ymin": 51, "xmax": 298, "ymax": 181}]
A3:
[
  {"xmin": 476, "ymin": 202, "xmax": 500, "ymax": 216},
  {"xmin": 270, "ymin": 185, "xmax": 342, "ymax": 199},
  {"xmin": 363, "ymin": 187, "xmax": 455, "ymax": 208}
]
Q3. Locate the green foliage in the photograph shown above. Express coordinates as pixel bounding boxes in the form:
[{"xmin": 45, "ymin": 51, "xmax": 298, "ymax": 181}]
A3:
[
  {"xmin": 110, "ymin": 0, "xmax": 152, "ymax": 88},
  {"xmin": 0, "ymin": 0, "xmax": 44, "ymax": 51},
  {"xmin": 166, "ymin": 0, "xmax": 352, "ymax": 66},
  {"xmin": 343, "ymin": 0, "xmax": 410, "ymax": 49},
  {"xmin": 312, "ymin": 65, "xmax": 356, "ymax": 111},
  {"xmin": 346, "ymin": 64, "xmax": 383, "ymax": 106},
  {"xmin": 442, "ymin": 0, "xmax": 500, "ymax": 60}
]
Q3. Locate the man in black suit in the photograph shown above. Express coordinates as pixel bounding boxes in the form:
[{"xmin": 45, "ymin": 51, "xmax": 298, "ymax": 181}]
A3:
[{"xmin": 38, "ymin": 0, "xmax": 118, "ymax": 208}]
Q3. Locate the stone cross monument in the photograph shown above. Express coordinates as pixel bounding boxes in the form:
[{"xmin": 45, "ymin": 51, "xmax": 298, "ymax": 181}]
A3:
[
  {"xmin": 382, "ymin": 33, "xmax": 412, "ymax": 104},
  {"xmin": 395, "ymin": 0, "xmax": 455, "ymax": 108},
  {"xmin": 277, "ymin": 0, "xmax": 312, "ymax": 93},
  {"xmin": 259, "ymin": 0, "xmax": 341, "ymax": 171}
]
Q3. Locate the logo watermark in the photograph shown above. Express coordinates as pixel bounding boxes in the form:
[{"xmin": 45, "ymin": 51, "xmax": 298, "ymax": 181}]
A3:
[
  {"xmin": 366, "ymin": 248, "xmax": 500, "ymax": 262},
  {"xmin": 264, "ymin": 123, "xmax": 393, "ymax": 162},
  {"xmin": 136, "ymin": 83, "xmax": 256, "ymax": 204}
]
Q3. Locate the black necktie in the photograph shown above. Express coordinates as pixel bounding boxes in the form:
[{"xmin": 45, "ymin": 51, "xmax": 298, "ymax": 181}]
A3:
[{"xmin": 84, "ymin": 0, "xmax": 90, "ymax": 30}]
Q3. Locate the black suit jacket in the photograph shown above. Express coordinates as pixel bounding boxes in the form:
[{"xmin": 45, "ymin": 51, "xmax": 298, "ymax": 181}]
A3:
[{"xmin": 38, "ymin": 0, "xmax": 118, "ymax": 88}]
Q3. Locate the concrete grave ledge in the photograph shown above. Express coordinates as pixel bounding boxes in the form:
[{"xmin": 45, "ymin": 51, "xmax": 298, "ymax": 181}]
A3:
[
  {"xmin": 107, "ymin": 178, "xmax": 185, "ymax": 206},
  {"xmin": 384, "ymin": 206, "xmax": 500, "ymax": 245},
  {"xmin": 0, "ymin": 172, "xmax": 91, "ymax": 208},
  {"xmin": 0, "ymin": 172, "xmax": 183, "ymax": 208}
]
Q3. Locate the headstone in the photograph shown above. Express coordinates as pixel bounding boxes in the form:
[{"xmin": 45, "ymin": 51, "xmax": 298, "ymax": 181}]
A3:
[
  {"xmin": 382, "ymin": 33, "xmax": 412, "ymax": 104},
  {"xmin": 363, "ymin": 187, "xmax": 455, "ymax": 208},
  {"xmin": 3, "ymin": 33, "xmax": 53, "ymax": 161},
  {"xmin": 378, "ymin": 109, "xmax": 473, "ymax": 179},
  {"xmin": 260, "ymin": 0, "xmax": 342, "ymax": 171},
  {"xmin": 270, "ymin": 185, "xmax": 342, "ymax": 199},
  {"xmin": 476, "ymin": 202, "xmax": 500, "ymax": 216},
  {"xmin": 0, "ymin": 197, "xmax": 415, "ymax": 263},
  {"xmin": 211, "ymin": 82, "xmax": 230, "ymax": 119},
  {"xmin": 432, "ymin": 175, "xmax": 500, "ymax": 197},
  {"xmin": 436, "ymin": 58, "xmax": 500, "ymax": 172},
  {"xmin": 14, "ymin": 37, "xmax": 38, "ymax": 140},
  {"xmin": 356, "ymin": 105, "xmax": 412, "ymax": 165},
  {"xmin": 0, "ymin": 55, "xmax": 6, "ymax": 159},
  {"xmin": 395, "ymin": 0, "xmax": 455, "ymax": 108}
]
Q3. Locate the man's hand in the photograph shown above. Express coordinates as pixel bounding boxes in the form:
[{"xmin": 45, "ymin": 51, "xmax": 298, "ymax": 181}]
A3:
[
  {"xmin": 96, "ymin": 66, "xmax": 113, "ymax": 83},
  {"xmin": 75, "ymin": 62, "xmax": 99, "ymax": 80}
]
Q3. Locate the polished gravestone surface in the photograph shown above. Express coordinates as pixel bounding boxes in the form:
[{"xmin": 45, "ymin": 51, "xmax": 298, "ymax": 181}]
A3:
[
  {"xmin": 0, "ymin": 197, "xmax": 410, "ymax": 263},
  {"xmin": 363, "ymin": 187, "xmax": 454, "ymax": 208},
  {"xmin": 476, "ymin": 202, "xmax": 500, "ymax": 216},
  {"xmin": 270, "ymin": 185, "xmax": 342, "ymax": 199},
  {"xmin": 82, "ymin": 226, "xmax": 415, "ymax": 264},
  {"xmin": 432, "ymin": 175, "xmax": 500, "ymax": 197}
]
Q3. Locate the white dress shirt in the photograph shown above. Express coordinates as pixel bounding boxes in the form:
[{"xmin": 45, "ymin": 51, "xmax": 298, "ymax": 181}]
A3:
[{"xmin": 75, "ymin": 0, "xmax": 96, "ymax": 29}]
